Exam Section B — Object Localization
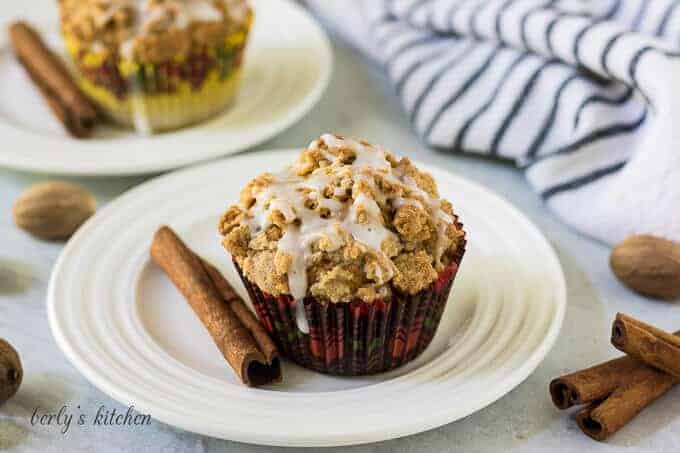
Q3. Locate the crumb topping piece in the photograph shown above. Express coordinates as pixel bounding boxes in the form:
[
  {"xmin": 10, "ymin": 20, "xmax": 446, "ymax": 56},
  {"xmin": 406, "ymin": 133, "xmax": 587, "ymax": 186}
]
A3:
[
  {"xmin": 59, "ymin": 0, "xmax": 251, "ymax": 62},
  {"xmin": 220, "ymin": 134, "xmax": 465, "ymax": 303}
]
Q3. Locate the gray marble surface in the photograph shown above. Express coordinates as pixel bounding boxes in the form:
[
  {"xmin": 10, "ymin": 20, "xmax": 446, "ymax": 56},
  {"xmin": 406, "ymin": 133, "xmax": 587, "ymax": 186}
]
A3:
[{"xmin": 1, "ymin": 2, "xmax": 679, "ymax": 452}]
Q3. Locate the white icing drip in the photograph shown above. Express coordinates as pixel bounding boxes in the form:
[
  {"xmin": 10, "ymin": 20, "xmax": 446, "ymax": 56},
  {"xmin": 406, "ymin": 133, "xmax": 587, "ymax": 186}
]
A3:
[
  {"xmin": 268, "ymin": 199, "xmax": 296, "ymax": 223},
  {"xmin": 278, "ymin": 227, "xmax": 307, "ymax": 300},
  {"xmin": 176, "ymin": 0, "xmax": 223, "ymax": 27},
  {"xmin": 89, "ymin": 41, "xmax": 106, "ymax": 52},
  {"xmin": 247, "ymin": 167, "xmax": 398, "ymax": 303},
  {"xmin": 346, "ymin": 193, "xmax": 394, "ymax": 252},
  {"xmin": 392, "ymin": 197, "xmax": 424, "ymax": 210},
  {"xmin": 221, "ymin": 0, "xmax": 249, "ymax": 23},
  {"xmin": 295, "ymin": 300, "xmax": 310, "ymax": 334},
  {"xmin": 239, "ymin": 135, "xmax": 456, "ymax": 333},
  {"xmin": 130, "ymin": 95, "xmax": 152, "ymax": 135},
  {"xmin": 434, "ymin": 219, "xmax": 450, "ymax": 264},
  {"xmin": 93, "ymin": 0, "xmax": 138, "ymax": 28},
  {"xmin": 120, "ymin": 39, "xmax": 136, "ymax": 59},
  {"xmin": 319, "ymin": 133, "xmax": 391, "ymax": 170},
  {"xmin": 92, "ymin": 0, "xmax": 241, "ymax": 58}
]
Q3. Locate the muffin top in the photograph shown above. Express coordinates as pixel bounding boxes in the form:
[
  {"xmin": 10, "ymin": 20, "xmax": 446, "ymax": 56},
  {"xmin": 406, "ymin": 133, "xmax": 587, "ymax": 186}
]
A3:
[
  {"xmin": 59, "ymin": 0, "xmax": 251, "ymax": 63},
  {"xmin": 220, "ymin": 134, "xmax": 465, "ymax": 303}
]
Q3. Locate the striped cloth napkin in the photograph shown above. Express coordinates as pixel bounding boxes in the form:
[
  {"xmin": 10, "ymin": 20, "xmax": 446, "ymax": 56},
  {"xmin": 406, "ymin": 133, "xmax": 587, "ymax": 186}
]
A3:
[{"xmin": 305, "ymin": 0, "xmax": 680, "ymax": 245}]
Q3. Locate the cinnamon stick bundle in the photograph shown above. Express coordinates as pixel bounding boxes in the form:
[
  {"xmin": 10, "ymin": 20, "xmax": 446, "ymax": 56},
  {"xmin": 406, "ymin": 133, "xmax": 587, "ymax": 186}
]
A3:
[
  {"xmin": 150, "ymin": 226, "xmax": 281, "ymax": 386},
  {"xmin": 576, "ymin": 365, "xmax": 676, "ymax": 441},
  {"xmin": 612, "ymin": 313, "xmax": 680, "ymax": 379},
  {"xmin": 550, "ymin": 318, "xmax": 679, "ymax": 441},
  {"xmin": 9, "ymin": 21, "xmax": 98, "ymax": 138}
]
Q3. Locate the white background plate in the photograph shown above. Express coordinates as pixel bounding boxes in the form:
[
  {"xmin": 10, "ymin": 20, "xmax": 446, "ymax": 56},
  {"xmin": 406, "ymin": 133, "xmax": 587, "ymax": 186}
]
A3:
[
  {"xmin": 0, "ymin": 0, "xmax": 331, "ymax": 176},
  {"xmin": 47, "ymin": 150, "xmax": 566, "ymax": 447}
]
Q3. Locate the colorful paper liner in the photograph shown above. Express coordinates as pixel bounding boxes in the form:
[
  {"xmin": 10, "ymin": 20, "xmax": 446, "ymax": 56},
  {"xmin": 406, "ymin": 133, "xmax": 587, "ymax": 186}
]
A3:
[
  {"xmin": 234, "ymin": 244, "xmax": 465, "ymax": 376},
  {"xmin": 63, "ymin": 25, "xmax": 250, "ymax": 133},
  {"xmin": 76, "ymin": 66, "xmax": 242, "ymax": 132}
]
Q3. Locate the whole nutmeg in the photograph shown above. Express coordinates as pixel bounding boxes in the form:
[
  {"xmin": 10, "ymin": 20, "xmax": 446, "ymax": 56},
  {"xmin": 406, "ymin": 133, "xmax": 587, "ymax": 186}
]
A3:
[
  {"xmin": 12, "ymin": 181, "xmax": 96, "ymax": 240},
  {"xmin": 0, "ymin": 339, "xmax": 22, "ymax": 405},
  {"xmin": 610, "ymin": 235, "xmax": 680, "ymax": 300}
]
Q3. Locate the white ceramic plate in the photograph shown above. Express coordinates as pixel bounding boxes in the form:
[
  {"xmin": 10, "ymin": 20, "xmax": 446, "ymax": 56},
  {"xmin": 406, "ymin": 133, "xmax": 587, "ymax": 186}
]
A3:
[
  {"xmin": 48, "ymin": 150, "xmax": 566, "ymax": 447},
  {"xmin": 0, "ymin": 0, "xmax": 331, "ymax": 176}
]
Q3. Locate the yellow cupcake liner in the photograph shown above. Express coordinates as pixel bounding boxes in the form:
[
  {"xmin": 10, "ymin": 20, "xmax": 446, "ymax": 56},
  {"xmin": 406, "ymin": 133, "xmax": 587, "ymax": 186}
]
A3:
[
  {"xmin": 63, "ymin": 18, "xmax": 251, "ymax": 133},
  {"xmin": 77, "ymin": 67, "xmax": 242, "ymax": 133}
]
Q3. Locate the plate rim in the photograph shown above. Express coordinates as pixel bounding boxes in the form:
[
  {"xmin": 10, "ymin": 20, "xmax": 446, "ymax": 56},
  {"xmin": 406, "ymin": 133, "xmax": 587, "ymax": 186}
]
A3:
[
  {"xmin": 47, "ymin": 149, "xmax": 566, "ymax": 446},
  {"xmin": 0, "ymin": 0, "xmax": 332, "ymax": 176}
]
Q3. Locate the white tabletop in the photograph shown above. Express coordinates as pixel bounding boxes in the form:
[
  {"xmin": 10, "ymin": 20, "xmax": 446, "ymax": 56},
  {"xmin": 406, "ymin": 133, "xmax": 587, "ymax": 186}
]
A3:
[{"xmin": 0, "ymin": 2, "xmax": 678, "ymax": 452}]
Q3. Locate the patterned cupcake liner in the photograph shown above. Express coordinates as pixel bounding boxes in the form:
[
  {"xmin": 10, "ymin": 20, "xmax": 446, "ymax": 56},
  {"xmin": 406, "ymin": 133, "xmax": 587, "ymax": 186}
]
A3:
[
  {"xmin": 64, "ymin": 24, "xmax": 250, "ymax": 132},
  {"xmin": 77, "ymin": 66, "xmax": 242, "ymax": 132},
  {"xmin": 234, "ymin": 227, "xmax": 466, "ymax": 376}
]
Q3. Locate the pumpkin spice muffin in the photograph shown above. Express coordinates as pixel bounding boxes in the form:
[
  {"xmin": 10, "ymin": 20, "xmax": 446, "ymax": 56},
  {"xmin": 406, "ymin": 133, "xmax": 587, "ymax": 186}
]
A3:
[
  {"xmin": 219, "ymin": 134, "xmax": 467, "ymax": 375},
  {"xmin": 58, "ymin": 0, "xmax": 252, "ymax": 132}
]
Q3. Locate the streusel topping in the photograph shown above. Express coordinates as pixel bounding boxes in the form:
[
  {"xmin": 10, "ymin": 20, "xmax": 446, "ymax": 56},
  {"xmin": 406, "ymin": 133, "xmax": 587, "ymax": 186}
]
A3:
[
  {"xmin": 220, "ymin": 134, "xmax": 465, "ymax": 303},
  {"xmin": 59, "ymin": 0, "xmax": 251, "ymax": 62}
]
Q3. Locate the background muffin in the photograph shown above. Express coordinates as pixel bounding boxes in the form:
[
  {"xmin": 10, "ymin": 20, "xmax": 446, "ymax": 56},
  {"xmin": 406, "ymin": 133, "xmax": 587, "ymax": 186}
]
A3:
[
  {"xmin": 58, "ymin": 0, "xmax": 252, "ymax": 133},
  {"xmin": 220, "ymin": 134, "xmax": 466, "ymax": 375}
]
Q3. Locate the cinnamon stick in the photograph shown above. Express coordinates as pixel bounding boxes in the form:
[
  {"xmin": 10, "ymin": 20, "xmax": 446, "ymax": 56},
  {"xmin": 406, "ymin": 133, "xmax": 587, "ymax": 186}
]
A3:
[
  {"xmin": 199, "ymin": 257, "xmax": 279, "ymax": 367},
  {"xmin": 576, "ymin": 365, "xmax": 676, "ymax": 441},
  {"xmin": 550, "ymin": 327, "xmax": 680, "ymax": 409},
  {"xmin": 150, "ymin": 226, "xmax": 281, "ymax": 386},
  {"xmin": 549, "ymin": 356, "xmax": 641, "ymax": 409},
  {"xmin": 551, "ymin": 321, "xmax": 680, "ymax": 441},
  {"xmin": 9, "ymin": 21, "xmax": 98, "ymax": 138},
  {"xmin": 612, "ymin": 313, "xmax": 680, "ymax": 379}
]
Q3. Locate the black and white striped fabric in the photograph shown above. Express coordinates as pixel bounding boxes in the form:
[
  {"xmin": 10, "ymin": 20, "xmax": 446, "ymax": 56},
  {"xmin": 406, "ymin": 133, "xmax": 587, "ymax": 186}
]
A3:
[{"xmin": 306, "ymin": 0, "xmax": 680, "ymax": 244}]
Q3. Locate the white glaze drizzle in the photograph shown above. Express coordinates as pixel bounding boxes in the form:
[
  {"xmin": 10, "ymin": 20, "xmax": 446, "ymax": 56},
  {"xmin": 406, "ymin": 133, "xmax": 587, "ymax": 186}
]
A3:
[
  {"xmin": 130, "ymin": 95, "xmax": 152, "ymax": 135},
  {"xmin": 295, "ymin": 300, "xmax": 310, "ymax": 334},
  {"xmin": 91, "ymin": 0, "xmax": 242, "ymax": 58},
  {"xmin": 240, "ymin": 135, "xmax": 455, "ymax": 308}
]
